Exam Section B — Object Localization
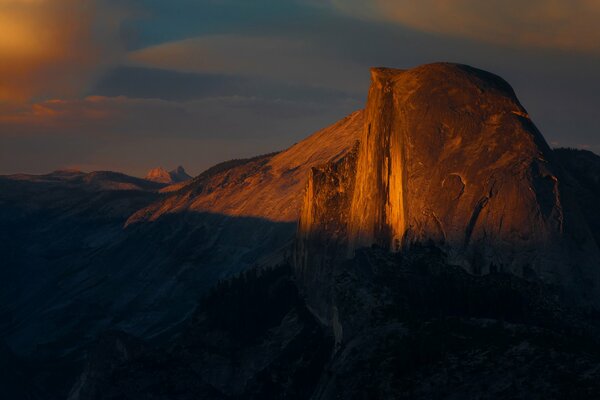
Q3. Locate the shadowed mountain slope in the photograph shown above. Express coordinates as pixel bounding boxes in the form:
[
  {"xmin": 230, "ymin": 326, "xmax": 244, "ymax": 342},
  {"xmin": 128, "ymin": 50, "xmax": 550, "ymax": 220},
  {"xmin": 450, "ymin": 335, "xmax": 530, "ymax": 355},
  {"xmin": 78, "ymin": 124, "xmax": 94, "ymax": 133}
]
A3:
[
  {"xmin": 128, "ymin": 110, "xmax": 364, "ymax": 225},
  {"xmin": 0, "ymin": 110, "xmax": 365, "ymax": 399},
  {"xmin": 553, "ymin": 148, "xmax": 600, "ymax": 247}
]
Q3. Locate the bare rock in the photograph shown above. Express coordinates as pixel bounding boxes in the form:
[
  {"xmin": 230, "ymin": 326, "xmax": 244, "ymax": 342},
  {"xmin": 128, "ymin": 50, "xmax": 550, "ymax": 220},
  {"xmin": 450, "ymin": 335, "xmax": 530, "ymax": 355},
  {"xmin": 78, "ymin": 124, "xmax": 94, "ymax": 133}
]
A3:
[{"xmin": 296, "ymin": 63, "xmax": 600, "ymax": 320}]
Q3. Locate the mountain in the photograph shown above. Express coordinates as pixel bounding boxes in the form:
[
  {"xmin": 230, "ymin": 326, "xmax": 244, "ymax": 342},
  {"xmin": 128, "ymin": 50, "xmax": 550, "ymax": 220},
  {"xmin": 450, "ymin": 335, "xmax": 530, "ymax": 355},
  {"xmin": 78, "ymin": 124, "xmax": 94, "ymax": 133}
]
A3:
[
  {"xmin": 6, "ymin": 169, "xmax": 167, "ymax": 192},
  {"xmin": 3, "ymin": 63, "xmax": 600, "ymax": 399},
  {"xmin": 0, "ymin": 112, "xmax": 363, "ymax": 399},
  {"xmin": 129, "ymin": 110, "xmax": 363, "ymax": 224},
  {"xmin": 296, "ymin": 64, "xmax": 600, "ymax": 330},
  {"xmin": 66, "ymin": 64, "xmax": 600, "ymax": 400},
  {"xmin": 553, "ymin": 148, "xmax": 600, "ymax": 246},
  {"xmin": 145, "ymin": 165, "xmax": 192, "ymax": 184}
]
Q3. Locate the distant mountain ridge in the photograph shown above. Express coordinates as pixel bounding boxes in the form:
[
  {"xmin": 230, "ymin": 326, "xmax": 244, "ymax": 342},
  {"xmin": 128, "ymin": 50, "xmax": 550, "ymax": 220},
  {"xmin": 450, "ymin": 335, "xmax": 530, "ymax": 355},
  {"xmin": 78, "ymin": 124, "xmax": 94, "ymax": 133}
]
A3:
[
  {"xmin": 145, "ymin": 165, "xmax": 192, "ymax": 184},
  {"xmin": 128, "ymin": 110, "xmax": 364, "ymax": 225},
  {"xmin": 4, "ymin": 169, "xmax": 167, "ymax": 192}
]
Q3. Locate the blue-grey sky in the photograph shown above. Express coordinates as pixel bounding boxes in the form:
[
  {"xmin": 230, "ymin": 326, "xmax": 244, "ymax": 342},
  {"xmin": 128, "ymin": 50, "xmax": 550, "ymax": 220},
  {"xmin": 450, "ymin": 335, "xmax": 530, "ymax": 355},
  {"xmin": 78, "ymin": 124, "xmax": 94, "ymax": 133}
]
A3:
[{"xmin": 1, "ymin": 0, "xmax": 599, "ymax": 176}]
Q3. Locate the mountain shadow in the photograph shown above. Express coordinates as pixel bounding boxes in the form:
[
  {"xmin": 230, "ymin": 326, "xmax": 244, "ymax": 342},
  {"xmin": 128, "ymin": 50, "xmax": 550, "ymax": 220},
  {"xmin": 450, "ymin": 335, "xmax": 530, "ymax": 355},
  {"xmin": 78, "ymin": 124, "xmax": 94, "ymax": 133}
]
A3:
[
  {"xmin": 67, "ymin": 244, "xmax": 600, "ymax": 400},
  {"xmin": 0, "ymin": 173, "xmax": 295, "ymax": 399}
]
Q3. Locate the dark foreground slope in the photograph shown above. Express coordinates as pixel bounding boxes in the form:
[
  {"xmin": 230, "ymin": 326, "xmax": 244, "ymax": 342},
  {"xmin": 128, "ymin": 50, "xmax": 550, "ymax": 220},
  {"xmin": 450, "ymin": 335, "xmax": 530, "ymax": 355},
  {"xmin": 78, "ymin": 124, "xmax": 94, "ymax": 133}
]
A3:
[
  {"xmin": 70, "ymin": 246, "xmax": 600, "ymax": 400},
  {"xmin": 0, "ymin": 113, "xmax": 362, "ymax": 399}
]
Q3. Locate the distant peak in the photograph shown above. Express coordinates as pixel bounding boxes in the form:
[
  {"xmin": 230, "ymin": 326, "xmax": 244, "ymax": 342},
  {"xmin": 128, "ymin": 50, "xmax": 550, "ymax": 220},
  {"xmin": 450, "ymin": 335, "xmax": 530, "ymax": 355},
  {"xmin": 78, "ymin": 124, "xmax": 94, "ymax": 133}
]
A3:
[
  {"xmin": 169, "ymin": 166, "xmax": 192, "ymax": 182},
  {"xmin": 145, "ymin": 166, "xmax": 192, "ymax": 184}
]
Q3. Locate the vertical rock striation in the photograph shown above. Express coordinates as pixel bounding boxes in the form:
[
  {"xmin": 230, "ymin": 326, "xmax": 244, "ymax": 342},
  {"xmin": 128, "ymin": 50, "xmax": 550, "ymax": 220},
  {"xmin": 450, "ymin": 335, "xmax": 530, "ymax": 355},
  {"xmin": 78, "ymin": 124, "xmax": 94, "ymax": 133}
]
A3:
[
  {"xmin": 296, "ymin": 63, "xmax": 600, "ymax": 323},
  {"xmin": 295, "ymin": 142, "xmax": 359, "ymax": 327},
  {"xmin": 347, "ymin": 68, "xmax": 408, "ymax": 253}
]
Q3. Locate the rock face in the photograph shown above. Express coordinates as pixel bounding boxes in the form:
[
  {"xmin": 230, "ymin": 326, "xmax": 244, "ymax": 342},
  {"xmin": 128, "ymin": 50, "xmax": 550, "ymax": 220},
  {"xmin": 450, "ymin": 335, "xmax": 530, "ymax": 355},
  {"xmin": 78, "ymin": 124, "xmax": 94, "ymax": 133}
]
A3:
[
  {"xmin": 130, "ymin": 110, "xmax": 364, "ymax": 225},
  {"xmin": 296, "ymin": 63, "xmax": 600, "ymax": 323},
  {"xmin": 0, "ymin": 111, "xmax": 364, "ymax": 399},
  {"xmin": 553, "ymin": 148, "xmax": 600, "ymax": 247},
  {"xmin": 170, "ymin": 165, "xmax": 193, "ymax": 182},
  {"xmin": 145, "ymin": 166, "xmax": 192, "ymax": 184}
]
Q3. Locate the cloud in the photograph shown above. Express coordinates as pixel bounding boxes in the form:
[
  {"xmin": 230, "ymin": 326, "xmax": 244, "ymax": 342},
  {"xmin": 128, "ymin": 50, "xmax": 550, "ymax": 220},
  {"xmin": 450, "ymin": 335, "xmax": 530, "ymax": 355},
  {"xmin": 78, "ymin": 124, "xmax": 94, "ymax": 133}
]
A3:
[
  {"xmin": 0, "ymin": 0, "xmax": 129, "ymax": 102},
  {"xmin": 0, "ymin": 92, "xmax": 362, "ymax": 175},
  {"xmin": 91, "ymin": 66, "xmax": 361, "ymax": 106},
  {"xmin": 0, "ymin": 92, "xmax": 360, "ymax": 141},
  {"xmin": 0, "ymin": 96, "xmax": 190, "ymax": 136},
  {"xmin": 127, "ymin": 34, "xmax": 366, "ymax": 92},
  {"xmin": 331, "ymin": 0, "xmax": 600, "ymax": 53}
]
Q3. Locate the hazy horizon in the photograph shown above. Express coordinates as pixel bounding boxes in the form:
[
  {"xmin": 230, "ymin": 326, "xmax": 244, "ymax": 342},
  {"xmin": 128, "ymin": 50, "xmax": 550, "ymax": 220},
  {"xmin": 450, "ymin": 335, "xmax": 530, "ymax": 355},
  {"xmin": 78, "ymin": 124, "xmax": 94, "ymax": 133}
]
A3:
[{"xmin": 2, "ymin": 0, "xmax": 599, "ymax": 176}]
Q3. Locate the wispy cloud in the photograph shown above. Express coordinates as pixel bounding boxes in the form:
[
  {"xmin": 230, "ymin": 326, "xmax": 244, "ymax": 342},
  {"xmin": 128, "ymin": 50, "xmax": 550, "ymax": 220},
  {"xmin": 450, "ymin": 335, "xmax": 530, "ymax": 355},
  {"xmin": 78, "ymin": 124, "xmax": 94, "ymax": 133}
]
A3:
[
  {"xmin": 0, "ymin": 93, "xmax": 361, "ymax": 174},
  {"xmin": 127, "ymin": 34, "xmax": 366, "ymax": 92},
  {"xmin": 331, "ymin": 0, "xmax": 600, "ymax": 53},
  {"xmin": 0, "ymin": 96, "xmax": 190, "ymax": 136},
  {"xmin": 0, "ymin": 0, "xmax": 130, "ymax": 102}
]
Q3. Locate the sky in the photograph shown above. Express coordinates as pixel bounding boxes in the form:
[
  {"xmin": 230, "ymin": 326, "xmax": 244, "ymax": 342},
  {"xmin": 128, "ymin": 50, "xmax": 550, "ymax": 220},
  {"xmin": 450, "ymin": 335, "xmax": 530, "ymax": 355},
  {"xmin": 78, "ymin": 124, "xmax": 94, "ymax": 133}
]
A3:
[{"xmin": 1, "ymin": 0, "xmax": 599, "ymax": 176}]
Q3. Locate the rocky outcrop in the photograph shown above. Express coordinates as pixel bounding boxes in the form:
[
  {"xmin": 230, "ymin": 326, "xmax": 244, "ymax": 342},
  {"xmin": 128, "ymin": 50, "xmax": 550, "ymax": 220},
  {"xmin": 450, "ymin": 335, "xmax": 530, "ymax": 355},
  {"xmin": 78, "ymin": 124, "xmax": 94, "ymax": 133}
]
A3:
[
  {"xmin": 296, "ymin": 63, "xmax": 600, "ymax": 323},
  {"xmin": 129, "ymin": 110, "xmax": 364, "ymax": 225},
  {"xmin": 553, "ymin": 148, "xmax": 600, "ymax": 247},
  {"xmin": 169, "ymin": 165, "xmax": 192, "ymax": 182},
  {"xmin": 145, "ymin": 165, "xmax": 192, "ymax": 184},
  {"xmin": 295, "ymin": 142, "xmax": 359, "ymax": 327},
  {"xmin": 0, "ymin": 110, "xmax": 364, "ymax": 399}
]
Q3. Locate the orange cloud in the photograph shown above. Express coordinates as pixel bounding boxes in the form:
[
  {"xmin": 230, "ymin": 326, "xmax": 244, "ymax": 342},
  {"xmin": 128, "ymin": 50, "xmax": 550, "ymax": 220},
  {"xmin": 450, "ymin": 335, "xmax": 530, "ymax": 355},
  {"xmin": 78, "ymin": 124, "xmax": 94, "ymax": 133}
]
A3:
[
  {"xmin": 0, "ymin": 97, "xmax": 111, "ymax": 131},
  {"xmin": 0, "ymin": 0, "xmax": 129, "ymax": 102},
  {"xmin": 0, "ymin": 95, "xmax": 188, "ymax": 135},
  {"xmin": 332, "ymin": 0, "xmax": 600, "ymax": 53}
]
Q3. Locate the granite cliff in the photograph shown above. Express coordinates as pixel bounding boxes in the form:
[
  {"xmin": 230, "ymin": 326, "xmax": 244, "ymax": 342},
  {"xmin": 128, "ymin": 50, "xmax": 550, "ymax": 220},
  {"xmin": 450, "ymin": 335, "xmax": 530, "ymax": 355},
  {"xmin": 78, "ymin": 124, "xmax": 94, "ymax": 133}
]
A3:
[
  {"xmin": 296, "ymin": 63, "xmax": 600, "ymax": 328},
  {"xmin": 129, "ymin": 110, "xmax": 363, "ymax": 225}
]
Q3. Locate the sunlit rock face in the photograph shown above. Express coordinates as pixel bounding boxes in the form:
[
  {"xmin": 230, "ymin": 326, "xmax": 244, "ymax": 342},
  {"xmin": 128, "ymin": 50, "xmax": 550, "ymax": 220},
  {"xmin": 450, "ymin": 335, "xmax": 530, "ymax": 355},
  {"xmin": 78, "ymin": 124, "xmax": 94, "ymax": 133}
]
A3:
[
  {"xmin": 130, "ymin": 110, "xmax": 364, "ymax": 225},
  {"xmin": 145, "ymin": 165, "xmax": 192, "ymax": 184},
  {"xmin": 297, "ymin": 63, "xmax": 600, "ymax": 320}
]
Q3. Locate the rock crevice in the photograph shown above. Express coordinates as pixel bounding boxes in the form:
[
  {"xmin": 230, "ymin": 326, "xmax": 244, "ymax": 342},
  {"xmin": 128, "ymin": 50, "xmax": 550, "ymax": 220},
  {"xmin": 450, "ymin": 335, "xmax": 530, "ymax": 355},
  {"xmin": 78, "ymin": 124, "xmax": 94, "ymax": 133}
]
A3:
[{"xmin": 295, "ymin": 63, "xmax": 600, "ymax": 319}]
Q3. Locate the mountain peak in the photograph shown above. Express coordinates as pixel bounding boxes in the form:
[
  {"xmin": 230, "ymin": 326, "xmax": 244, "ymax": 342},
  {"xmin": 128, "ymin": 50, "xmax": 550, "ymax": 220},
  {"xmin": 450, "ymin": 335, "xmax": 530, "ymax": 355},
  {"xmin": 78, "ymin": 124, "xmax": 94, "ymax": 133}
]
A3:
[
  {"xmin": 169, "ymin": 165, "xmax": 192, "ymax": 182},
  {"xmin": 145, "ymin": 167, "xmax": 170, "ymax": 183},
  {"xmin": 128, "ymin": 110, "xmax": 364, "ymax": 226},
  {"xmin": 145, "ymin": 166, "xmax": 192, "ymax": 184},
  {"xmin": 295, "ymin": 63, "xmax": 600, "ymax": 318}
]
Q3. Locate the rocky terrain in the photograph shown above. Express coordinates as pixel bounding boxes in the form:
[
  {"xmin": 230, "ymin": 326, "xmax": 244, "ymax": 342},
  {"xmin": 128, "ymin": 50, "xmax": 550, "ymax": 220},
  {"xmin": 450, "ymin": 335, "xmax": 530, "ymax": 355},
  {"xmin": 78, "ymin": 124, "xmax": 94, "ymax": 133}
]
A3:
[
  {"xmin": 145, "ymin": 166, "xmax": 192, "ymax": 184},
  {"xmin": 2, "ymin": 63, "xmax": 600, "ymax": 399},
  {"xmin": 0, "ymin": 112, "xmax": 363, "ymax": 399},
  {"xmin": 296, "ymin": 64, "xmax": 600, "ymax": 328},
  {"xmin": 128, "ymin": 110, "xmax": 363, "ymax": 224}
]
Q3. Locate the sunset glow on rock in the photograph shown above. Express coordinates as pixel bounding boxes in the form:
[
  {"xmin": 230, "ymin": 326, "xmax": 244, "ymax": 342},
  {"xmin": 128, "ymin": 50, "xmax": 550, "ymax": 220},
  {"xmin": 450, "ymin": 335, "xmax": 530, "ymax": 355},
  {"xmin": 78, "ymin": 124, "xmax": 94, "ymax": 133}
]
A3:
[{"xmin": 1, "ymin": 2, "xmax": 600, "ymax": 399}]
